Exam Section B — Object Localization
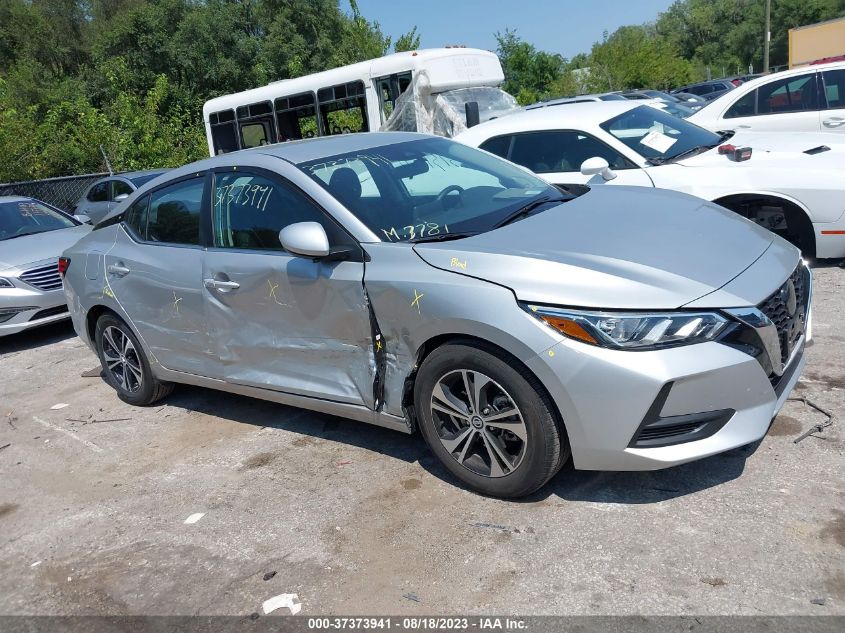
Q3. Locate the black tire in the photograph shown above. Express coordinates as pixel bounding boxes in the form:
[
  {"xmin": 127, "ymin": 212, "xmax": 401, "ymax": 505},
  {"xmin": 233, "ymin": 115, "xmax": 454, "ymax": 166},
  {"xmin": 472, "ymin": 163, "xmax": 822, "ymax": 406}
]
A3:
[
  {"xmin": 414, "ymin": 342, "xmax": 568, "ymax": 498},
  {"xmin": 94, "ymin": 314, "xmax": 173, "ymax": 406}
]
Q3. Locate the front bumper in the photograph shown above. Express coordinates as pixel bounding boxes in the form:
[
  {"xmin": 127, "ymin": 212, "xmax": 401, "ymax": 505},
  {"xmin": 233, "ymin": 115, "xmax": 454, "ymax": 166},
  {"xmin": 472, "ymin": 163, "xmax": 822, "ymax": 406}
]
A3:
[{"xmin": 0, "ymin": 286, "xmax": 70, "ymax": 337}]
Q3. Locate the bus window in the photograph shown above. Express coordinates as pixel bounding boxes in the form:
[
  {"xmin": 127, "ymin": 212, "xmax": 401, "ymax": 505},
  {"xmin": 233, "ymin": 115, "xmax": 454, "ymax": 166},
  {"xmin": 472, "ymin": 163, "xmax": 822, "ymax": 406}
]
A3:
[
  {"xmin": 317, "ymin": 81, "xmax": 369, "ymax": 135},
  {"xmin": 275, "ymin": 92, "xmax": 319, "ymax": 141},
  {"xmin": 210, "ymin": 110, "xmax": 239, "ymax": 155},
  {"xmin": 374, "ymin": 72, "xmax": 412, "ymax": 122},
  {"xmin": 236, "ymin": 101, "xmax": 276, "ymax": 148}
]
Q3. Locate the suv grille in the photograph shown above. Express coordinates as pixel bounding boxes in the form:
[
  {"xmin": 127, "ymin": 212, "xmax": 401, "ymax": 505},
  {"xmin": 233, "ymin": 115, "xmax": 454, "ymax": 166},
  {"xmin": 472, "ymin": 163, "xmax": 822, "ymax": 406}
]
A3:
[
  {"xmin": 20, "ymin": 262, "xmax": 63, "ymax": 291},
  {"xmin": 758, "ymin": 265, "xmax": 809, "ymax": 366}
]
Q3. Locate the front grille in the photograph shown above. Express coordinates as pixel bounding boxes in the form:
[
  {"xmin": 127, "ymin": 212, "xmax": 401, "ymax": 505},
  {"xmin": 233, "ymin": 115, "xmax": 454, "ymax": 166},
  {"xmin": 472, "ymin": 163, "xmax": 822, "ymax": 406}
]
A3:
[
  {"xmin": 20, "ymin": 262, "xmax": 63, "ymax": 291},
  {"xmin": 758, "ymin": 265, "xmax": 809, "ymax": 367},
  {"xmin": 29, "ymin": 305, "xmax": 69, "ymax": 321}
]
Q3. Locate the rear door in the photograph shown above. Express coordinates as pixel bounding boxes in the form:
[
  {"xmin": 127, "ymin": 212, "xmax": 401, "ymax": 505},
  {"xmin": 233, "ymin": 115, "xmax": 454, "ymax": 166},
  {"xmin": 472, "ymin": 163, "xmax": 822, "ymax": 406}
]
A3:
[
  {"xmin": 480, "ymin": 130, "xmax": 653, "ymax": 187},
  {"xmin": 104, "ymin": 174, "xmax": 219, "ymax": 377},
  {"xmin": 202, "ymin": 167, "xmax": 374, "ymax": 406},
  {"xmin": 820, "ymin": 68, "xmax": 845, "ymax": 133}
]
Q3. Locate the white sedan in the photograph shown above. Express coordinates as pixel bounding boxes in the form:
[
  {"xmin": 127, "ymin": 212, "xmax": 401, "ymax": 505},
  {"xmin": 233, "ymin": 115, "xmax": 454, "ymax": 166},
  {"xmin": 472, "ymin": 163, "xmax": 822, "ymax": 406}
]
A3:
[
  {"xmin": 456, "ymin": 101, "xmax": 845, "ymax": 259},
  {"xmin": 688, "ymin": 61, "xmax": 845, "ymax": 135}
]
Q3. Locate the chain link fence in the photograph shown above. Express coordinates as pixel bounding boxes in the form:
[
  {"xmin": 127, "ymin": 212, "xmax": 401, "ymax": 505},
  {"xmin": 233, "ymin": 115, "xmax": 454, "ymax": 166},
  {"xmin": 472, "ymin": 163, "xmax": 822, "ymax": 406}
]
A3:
[{"xmin": 0, "ymin": 172, "xmax": 110, "ymax": 213}]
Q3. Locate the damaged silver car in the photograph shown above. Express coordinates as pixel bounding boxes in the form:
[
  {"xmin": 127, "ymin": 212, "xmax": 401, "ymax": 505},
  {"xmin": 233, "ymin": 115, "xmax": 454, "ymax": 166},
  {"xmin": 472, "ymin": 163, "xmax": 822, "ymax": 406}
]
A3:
[{"xmin": 60, "ymin": 133, "xmax": 811, "ymax": 497}]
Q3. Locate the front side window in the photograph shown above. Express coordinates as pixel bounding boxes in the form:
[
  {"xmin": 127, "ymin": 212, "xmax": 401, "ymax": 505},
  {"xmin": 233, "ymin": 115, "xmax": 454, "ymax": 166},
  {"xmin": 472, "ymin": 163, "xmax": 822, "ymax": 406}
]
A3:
[
  {"xmin": 146, "ymin": 177, "xmax": 204, "ymax": 246},
  {"xmin": 112, "ymin": 180, "xmax": 133, "ymax": 197},
  {"xmin": 600, "ymin": 105, "xmax": 722, "ymax": 162},
  {"xmin": 822, "ymin": 69, "xmax": 845, "ymax": 108},
  {"xmin": 501, "ymin": 130, "xmax": 631, "ymax": 173},
  {"xmin": 88, "ymin": 182, "xmax": 109, "ymax": 202},
  {"xmin": 299, "ymin": 137, "xmax": 563, "ymax": 242},
  {"xmin": 725, "ymin": 91, "xmax": 756, "ymax": 118},
  {"xmin": 0, "ymin": 199, "xmax": 77, "ymax": 241},
  {"xmin": 756, "ymin": 73, "xmax": 818, "ymax": 114},
  {"xmin": 211, "ymin": 171, "xmax": 350, "ymax": 251}
]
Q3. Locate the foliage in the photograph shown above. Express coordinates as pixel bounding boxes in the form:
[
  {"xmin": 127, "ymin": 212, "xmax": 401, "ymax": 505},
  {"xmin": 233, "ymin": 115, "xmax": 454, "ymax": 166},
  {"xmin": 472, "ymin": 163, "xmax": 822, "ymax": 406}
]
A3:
[{"xmin": 495, "ymin": 29, "xmax": 567, "ymax": 104}]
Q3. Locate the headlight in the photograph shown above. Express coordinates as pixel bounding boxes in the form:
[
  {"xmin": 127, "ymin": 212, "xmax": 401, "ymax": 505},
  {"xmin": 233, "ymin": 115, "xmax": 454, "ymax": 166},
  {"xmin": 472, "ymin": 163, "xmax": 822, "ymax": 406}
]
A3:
[
  {"xmin": 0, "ymin": 277, "xmax": 14, "ymax": 288},
  {"xmin": 526, "ymin": 305, "xmax": 729, "ymax": 350}
]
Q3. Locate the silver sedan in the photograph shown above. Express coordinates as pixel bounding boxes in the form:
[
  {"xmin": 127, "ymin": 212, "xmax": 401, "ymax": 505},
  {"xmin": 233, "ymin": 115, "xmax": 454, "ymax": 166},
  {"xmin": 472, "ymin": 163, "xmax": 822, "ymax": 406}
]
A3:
[
  {"xmin": 0, "ymin": 197, "xmax": 91, "ymax": 336},
  {"xmin": 60, "ymin": 133, "xmax": 810, "ymax": 497}
]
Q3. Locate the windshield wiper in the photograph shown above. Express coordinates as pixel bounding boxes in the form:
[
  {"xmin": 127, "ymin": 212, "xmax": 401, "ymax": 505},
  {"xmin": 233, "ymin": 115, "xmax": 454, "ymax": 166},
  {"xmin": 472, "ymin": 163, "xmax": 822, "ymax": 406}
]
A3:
[
  {"xmin": 410, "ymin": 231, "xmax": 478, "ymax": 244},
  {"xmin": 493, "ymin": 195, "xmax": 568, "ymax": 229},
  {"xmin": 649, "ymin": 131, "xmax": 735, "ymax": 166}
]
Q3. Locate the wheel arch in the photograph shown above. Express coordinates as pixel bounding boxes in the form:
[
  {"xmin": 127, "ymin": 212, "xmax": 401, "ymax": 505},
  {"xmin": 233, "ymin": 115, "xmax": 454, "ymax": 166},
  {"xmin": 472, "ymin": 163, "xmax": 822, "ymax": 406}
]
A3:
[{"xmin": 711, "ymin": 191, "xmax": 816, "ymax": 257}]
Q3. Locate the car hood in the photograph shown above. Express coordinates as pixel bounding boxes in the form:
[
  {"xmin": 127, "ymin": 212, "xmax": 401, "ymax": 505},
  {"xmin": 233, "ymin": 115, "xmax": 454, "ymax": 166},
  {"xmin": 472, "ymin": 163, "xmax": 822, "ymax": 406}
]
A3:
[
  {"xmin": 413, "ymin": 186, "xmax": 776, "ymax": 310},
  {"xmin": 0, "ymin": 224, "xmax": 91, "ymax": 272},
  {"xmin": 677, "ymin": 132, "xmax": 845, "ymax": 170}
]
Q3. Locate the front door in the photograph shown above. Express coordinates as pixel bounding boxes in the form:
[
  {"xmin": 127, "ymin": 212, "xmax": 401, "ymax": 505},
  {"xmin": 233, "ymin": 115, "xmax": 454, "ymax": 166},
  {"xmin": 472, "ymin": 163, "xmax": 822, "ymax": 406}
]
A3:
[
  {"xmin": 104, "ymin": 175, "xmax": 218, "ymax": 377},
  {"xmin": 480, "ymin": 130, "xmax": 654, "ymax": 188},
  {"xmin": 202, "ymin": 168, "xmax": 374, "ymax": 407}
]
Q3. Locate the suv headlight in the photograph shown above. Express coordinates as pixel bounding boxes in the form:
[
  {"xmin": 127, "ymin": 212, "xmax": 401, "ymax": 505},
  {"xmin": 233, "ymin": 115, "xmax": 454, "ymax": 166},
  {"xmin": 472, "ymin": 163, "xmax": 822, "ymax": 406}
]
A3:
[
  {"xmin": 526, "ymin": 305, "xmax": 729, "ymax": 350},
  {"xmin": 0, "ymin": 277, "xmax": 14, "ymax": 288}
]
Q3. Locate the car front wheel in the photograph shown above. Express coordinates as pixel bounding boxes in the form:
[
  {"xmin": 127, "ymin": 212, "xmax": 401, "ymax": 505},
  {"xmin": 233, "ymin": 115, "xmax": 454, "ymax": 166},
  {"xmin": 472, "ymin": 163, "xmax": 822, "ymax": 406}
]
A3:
[
  {"xmin": 415, "ymin": 343, "xmax": 567, "ymax": 498},
  {"xmin": 94, "ymin": 314, "xmax": 173, "ymax": 406}
]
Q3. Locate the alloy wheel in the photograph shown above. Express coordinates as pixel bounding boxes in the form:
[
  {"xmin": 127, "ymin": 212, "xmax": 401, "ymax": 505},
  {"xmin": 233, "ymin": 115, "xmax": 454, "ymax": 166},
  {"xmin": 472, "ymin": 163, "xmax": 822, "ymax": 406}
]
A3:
[
  {"xmin": 429, "ymin": 369, "xmax": 527, "ymax": 477},
  {"xmin": 101, "ymin": 325, "xmax": 143, "ymax": 393}
]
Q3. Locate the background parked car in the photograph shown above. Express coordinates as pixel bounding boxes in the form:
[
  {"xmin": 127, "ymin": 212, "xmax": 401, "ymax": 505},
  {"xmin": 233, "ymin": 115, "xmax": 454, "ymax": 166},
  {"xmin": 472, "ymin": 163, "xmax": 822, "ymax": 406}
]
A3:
[
  {"xmin": 0, "ymin": 196, "xmax": 91, "ymax": 336},
  {"xmin": 670, "ymin": 79, "xmax": 736, "ymax": 101},
  {"xmin": 623, "ymin": 90, "xmax": 705, "ymax": 112},
  {"xmin": 74, "ymin": 170, "xmax": 169, "ymax": 224},
  {"xmin": 689, "ymin": 61, "xmax": 845, "ymax": 134},
  {"xmin": 457, "ymin": 101, "xmax": 845, "ymax": 259},
  {"xmin": 525, "ymin": 93, "xmax": 627, "ymax": 110}
]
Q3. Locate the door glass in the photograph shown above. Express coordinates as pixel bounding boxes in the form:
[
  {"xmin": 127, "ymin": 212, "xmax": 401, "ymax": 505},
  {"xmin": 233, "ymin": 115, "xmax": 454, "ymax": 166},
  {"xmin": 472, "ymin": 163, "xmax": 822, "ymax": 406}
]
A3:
[
  {"xmin": 822, "ymin": 70, "xmax": 845, "ymax": 108},
  {"xmin": 123, "ymin": 195, "xmax": 150, "ymax": 240},
  {"xmin": 725, "ymin": 91, "xmax": 757, "ymax": 118},
  {"xmin": 757, "ymin": 74, "xmax": 818, "ymax": 114},
  {"xmin": 147, "ymin": 177, "xmax": 204, "ymax": 246},
  {"xmin": 508, "ymin": 131, "xmax": 630, "ymax": 173},
  {"xmin": 88, "ymin": 182, "xmax": 109, "ymax": 202},
  {"xmin": 478, "ymin": 135, "xmax": 512, "ymax": 159},
  {"xmin": 112, "ymin": 180, "xmax": 133, "ymax": 197},
  {"xmin": 212, "ymin": 172, "xmax": 350, "ymax": 251}
]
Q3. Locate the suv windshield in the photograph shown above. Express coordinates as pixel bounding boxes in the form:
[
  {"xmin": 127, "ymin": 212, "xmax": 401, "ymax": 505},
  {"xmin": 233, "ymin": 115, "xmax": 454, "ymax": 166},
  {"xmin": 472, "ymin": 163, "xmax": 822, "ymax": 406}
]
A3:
[
  {"xmin": 600, "ymin": 105, "xmax": 723, "ymax": 163},
  {"xmin": 0, "ymin": 199, "xmax": 77, "ymax": 241},
  {"xmin": 298, "ymin": 137, "xmax": 567, "ymax": 242}
]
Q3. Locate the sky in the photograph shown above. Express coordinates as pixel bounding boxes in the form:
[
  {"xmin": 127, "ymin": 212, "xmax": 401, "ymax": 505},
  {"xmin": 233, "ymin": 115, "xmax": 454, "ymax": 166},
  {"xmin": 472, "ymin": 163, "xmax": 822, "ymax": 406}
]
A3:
[{"xmin": 350, "ymin": 0, "xmax": 678, "ymax": 59}]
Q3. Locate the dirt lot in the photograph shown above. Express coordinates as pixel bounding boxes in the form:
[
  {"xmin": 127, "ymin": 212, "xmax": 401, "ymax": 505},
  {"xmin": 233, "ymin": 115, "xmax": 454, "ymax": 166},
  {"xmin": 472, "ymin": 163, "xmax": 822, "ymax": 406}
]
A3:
[{"xmin": 0, "ymin": 264, "xmax": 843, "ymax": 617}]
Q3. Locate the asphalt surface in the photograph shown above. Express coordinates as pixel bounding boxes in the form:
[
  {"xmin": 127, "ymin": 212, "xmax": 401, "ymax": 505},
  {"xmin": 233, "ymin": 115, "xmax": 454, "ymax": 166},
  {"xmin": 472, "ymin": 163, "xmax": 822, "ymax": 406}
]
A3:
[{"xmin": 0, "ymin": 264, "xmax": 842, "ymax": 616}]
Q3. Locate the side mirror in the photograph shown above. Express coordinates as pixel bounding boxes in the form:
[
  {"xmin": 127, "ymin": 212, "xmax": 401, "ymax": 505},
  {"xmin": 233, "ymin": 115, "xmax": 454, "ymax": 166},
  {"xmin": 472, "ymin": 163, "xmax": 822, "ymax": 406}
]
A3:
[
  {"xmin": 279, "ymin": 222, "xmax": 330, "ymax": 258},
  {"xmin": 580, "ymin": 157, "xmax": 617, "ymax": 182},
  {"xmin": 114, "ymin": 194, "xmax": 129, "ymax": 202},
  {"xmin": 73, "ymin": 214, "xmax": 92, "ymax": 224}
]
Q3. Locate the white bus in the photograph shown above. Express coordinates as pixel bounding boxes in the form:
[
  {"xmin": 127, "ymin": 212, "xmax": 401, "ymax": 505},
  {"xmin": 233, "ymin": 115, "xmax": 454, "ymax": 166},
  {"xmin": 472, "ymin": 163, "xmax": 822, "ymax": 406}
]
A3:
[{"xmin": 202, "ymin": 47, "xmax": 515, "ymax": 156}]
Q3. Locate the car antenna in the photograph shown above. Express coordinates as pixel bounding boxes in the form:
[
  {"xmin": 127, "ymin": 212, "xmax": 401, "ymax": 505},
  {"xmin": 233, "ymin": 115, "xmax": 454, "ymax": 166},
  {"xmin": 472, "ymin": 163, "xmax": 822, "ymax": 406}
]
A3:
[{"xmin": 99, "ymin": 144, "xmax": 114, "ymax": 176}]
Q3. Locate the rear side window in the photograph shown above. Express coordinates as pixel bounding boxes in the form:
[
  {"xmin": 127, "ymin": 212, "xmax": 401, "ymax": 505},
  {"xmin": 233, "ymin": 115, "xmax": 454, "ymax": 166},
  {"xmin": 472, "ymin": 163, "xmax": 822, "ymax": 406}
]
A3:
[
  {"xmin": 87, "ymin": 182, "xmax": 109, "ymax": 202},
  {"xmin": 211, "ymin": 171, "xmax": 351, "ymax": 251},
  {"xmin": 147, "ymin": 177, "xmax": 204, "ymax": 246},
  {"xmin": 822, "ymin": 69, "xmax": 845, "ymax": 108},
  {"xmin": 112, "ymin": 180, "xmax": 133, "ymax": 197},
  {"xmin": 479, "ymin": 135, "xmax": 512, "ymax": 159},
  {"xmin": 123, "ymin": 195, "xmax": 150, "ymax": 240},
  {"xmin": 756, "ymin": 73, "xmax": 818, "ymax": 114},
  {"xmin": 725, "ymin": 91, "xmax": 756, "ymax": 118}
]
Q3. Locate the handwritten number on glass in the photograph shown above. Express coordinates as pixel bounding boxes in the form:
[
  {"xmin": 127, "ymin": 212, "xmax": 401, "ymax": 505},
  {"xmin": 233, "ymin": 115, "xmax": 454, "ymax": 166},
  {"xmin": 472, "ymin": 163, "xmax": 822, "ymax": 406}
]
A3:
[{"xmin": 380, "ymin": 222, "xmax": 449, "ymax": 242}]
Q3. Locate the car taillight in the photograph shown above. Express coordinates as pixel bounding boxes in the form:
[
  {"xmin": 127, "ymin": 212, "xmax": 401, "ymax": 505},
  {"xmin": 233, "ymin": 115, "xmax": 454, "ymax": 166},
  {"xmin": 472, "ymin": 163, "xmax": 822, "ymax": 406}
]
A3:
[{"xmin": 58, "ymin": 257, "xmax": 70, "ymax": 276}]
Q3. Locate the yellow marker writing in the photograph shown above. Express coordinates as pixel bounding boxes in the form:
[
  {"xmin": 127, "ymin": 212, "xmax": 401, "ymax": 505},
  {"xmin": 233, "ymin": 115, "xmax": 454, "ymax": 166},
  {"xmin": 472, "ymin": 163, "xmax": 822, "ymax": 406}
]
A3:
[
  {"xmin": 450, "ymin": 257, "xmax": 467, "ymax": 270},
  {"xmin": 411, "ymin": 289, "xmax": 424, "ymax": 314}
]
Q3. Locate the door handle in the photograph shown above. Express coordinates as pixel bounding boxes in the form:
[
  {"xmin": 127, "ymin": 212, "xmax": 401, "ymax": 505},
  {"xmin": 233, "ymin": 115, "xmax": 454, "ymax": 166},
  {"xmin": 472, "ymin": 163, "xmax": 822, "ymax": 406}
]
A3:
[
  {"xmin": 203, "ymin": 278, "xmax": 240, "ymax": 292},
  {"xmin": 823, "ymin": 118, "xmax": 844, "ymax": 128},
  {"xmin": 107, "ymin": 264, "xmax": 130, "ymax": 277}
]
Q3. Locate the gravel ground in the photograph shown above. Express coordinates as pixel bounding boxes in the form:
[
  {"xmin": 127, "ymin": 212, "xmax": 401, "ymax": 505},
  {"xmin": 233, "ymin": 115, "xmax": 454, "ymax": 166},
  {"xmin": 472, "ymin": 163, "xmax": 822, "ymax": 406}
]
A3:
[{"xmin": 0, "ymin": 264, "xmax": 842, "ymax": 616}]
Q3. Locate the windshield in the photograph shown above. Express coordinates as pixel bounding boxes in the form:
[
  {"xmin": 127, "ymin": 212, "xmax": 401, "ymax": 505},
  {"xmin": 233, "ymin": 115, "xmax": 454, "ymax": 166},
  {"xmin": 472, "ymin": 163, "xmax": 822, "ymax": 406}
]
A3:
[
  {"xmin": 437, "ymin": 87, "xmax": 521, "ymax": 124},
  {"xmin": 298, "ymin": 137, "xmax": 562, "ymax": 242},
  {"xmin": 600, "ymin": 105, "xmax": 722, "ymax": 162},
  {"xmin": 0, "ymin": 199, "xmax": 77, "ymax": 241}
]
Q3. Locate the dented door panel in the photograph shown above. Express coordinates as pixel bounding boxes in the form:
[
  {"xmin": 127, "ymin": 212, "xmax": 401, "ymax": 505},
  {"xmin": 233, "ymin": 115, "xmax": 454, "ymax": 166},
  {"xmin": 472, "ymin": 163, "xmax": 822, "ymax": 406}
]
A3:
[{"xmin": 203, "ymin": 249, "xmax": 374, "ymax": 406}]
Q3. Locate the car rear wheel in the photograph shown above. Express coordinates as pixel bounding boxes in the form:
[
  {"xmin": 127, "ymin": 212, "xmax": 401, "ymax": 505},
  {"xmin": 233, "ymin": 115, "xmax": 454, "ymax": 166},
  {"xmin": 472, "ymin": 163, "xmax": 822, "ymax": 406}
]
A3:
[
  {"xmin": 415, "ymin": 343, "xmax": 567, "ymax": 498},
  {"xmin": 94, "ymin": 314, "xmax": 173, "ymax": 406}
]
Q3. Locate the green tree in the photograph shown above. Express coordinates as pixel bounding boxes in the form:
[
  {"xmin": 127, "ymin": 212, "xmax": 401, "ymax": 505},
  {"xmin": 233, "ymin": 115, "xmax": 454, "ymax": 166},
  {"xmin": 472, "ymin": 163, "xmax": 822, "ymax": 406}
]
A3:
[{"xmin": 495, "ymin": 29, "xmax": 567, "ymax": 103}]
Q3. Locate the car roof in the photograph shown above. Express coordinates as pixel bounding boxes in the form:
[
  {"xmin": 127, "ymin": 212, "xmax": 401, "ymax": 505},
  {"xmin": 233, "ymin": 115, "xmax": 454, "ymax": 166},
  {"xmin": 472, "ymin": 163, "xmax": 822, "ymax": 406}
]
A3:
[{"xmin": 459, "ymin": 101, "xmax": 639, "ymax": 139}]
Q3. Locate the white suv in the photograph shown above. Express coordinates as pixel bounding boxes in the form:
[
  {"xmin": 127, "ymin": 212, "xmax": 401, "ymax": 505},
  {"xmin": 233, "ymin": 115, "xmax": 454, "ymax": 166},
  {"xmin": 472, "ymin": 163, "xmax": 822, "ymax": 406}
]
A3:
[{"xmin": 689, "ymin": 61, "xmax": 845, "ymax": 134}]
